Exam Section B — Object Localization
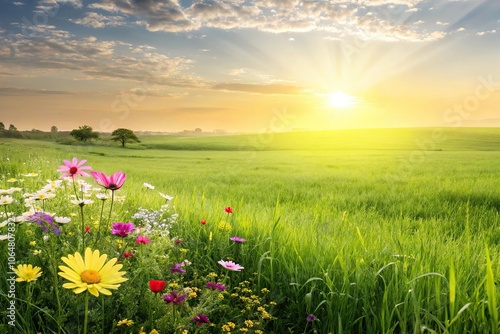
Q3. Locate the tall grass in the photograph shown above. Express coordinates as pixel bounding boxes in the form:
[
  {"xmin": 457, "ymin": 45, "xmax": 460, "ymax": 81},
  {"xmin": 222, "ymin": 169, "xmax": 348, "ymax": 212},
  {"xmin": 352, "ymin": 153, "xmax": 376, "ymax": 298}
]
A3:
[{"xmin": 1, "ymin": 128, "xmax": 500, "ymax": 333}]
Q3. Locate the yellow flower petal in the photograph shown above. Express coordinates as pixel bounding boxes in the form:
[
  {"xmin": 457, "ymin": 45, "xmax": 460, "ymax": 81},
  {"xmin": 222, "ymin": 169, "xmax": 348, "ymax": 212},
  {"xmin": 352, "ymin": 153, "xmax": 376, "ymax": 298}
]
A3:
[{"xmin": 58, "ymin": 248, "xmax": 127, "ymax": 297}]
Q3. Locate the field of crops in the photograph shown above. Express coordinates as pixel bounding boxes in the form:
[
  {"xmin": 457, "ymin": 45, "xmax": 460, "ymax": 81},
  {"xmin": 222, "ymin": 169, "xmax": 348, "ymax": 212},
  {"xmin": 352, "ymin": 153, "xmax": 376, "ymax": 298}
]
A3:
[{"xmin": 2, "ymin": 127, "xmax": 500, "ymax": 333}]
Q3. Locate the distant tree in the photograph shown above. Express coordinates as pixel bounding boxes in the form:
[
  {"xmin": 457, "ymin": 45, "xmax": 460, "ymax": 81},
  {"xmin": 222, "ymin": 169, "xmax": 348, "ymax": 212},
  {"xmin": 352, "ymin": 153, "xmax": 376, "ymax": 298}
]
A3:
[
  {"xmin": 9, "ymin": 124, "xmax": 17, "ymax": 131},
  {"xmin": 111, "ymin": 128, "xmax": 140, "ymax": 147},
  {"xmin": 70, "ymin": 125, "xmax": 99, "ymax": 142},
  {"xmin": 51, "ymin": 126, "xmax": 58, "ymax": 133},
  {"xmin": 195, "ymin": 128, "xmax": 202, "ymax": 133},
  {"xmin": 0, "ymin": 122, "xmax": 4, "ymax": 131}
]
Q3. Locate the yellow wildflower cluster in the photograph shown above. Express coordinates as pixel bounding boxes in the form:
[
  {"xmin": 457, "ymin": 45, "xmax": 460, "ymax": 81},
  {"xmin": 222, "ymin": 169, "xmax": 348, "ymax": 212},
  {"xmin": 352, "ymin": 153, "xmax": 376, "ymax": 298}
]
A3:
[
  {"xmin": 222, "ymin": 322, "xmax": 236, "ymax": 332},
  {"xmin": 116, "ymin": 319, "xmax": 134, "ymax": 327},
  {"xmin": 218, "ymin": 221, "xmax": 232, "ymax": 232}
]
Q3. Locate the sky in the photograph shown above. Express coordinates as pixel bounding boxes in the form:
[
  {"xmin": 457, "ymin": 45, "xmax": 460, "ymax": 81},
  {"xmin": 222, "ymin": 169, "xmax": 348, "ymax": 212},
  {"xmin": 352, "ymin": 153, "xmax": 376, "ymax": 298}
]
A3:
[{"xmin": 0, "ymin": 0, "xmax": 499, "ymax": 133}]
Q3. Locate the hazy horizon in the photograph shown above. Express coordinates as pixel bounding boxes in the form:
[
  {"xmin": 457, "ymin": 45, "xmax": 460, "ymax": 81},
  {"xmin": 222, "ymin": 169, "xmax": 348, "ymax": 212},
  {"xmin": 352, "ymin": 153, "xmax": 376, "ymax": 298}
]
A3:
[{"xmin": 1, "ymin": 0, "xmax": 499, "ymax": 133}]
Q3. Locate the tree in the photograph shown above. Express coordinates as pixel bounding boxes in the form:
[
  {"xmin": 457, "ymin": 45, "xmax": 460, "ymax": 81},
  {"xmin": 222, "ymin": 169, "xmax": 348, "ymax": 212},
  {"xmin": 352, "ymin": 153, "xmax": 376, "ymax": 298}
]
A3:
[
  {"xmin": 111, "ymin": 128, "xmax": 140, "ymax": 147},
  {"xmin": 0, "ymin": 122, "xmax": 4, "ymax": 131},
  {"xmin": 70, "ymin": 125, "xmax": 99, "ymax": 142},
  {"xmin": 9, "ymin": 124, "xmax": 17, "ymax": 131},
  {"xmin": 51, "ymin": 126, "xmax": 58, "ymax": 133}
]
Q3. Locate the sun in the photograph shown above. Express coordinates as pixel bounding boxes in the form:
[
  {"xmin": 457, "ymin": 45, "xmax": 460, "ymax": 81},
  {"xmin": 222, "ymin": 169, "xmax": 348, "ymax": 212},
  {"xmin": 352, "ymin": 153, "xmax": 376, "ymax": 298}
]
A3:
[{"xmin": 327, "ymin": 91, "xmax": 357, "ymax": 108}]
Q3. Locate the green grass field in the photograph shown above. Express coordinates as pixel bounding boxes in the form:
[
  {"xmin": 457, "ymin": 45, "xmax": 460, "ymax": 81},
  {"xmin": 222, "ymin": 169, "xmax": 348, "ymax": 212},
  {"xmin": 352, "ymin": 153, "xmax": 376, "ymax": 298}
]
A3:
[{"xmin": 2, "ymin": 127, "xmax": 500, "ymax": 333}]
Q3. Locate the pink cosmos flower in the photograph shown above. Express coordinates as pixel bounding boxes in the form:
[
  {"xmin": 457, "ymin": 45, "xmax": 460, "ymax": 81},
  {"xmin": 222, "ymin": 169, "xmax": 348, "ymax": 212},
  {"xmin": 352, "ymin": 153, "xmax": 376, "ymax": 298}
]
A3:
[
  {"xmin": 58, "ymin": 158, "xmax": 91, "ymax": 178},
  {"xmin": 90, "ymin": 171, "xmax": 126, "ymax": 191},
  {"xmin": 224, "ymin": 206, "xmax": 233, "ymax": 214},
  {"xmin": 135, "ymin": 235, "xmax": 150, "ymax": 244},
  {"xmin": 191, "ymin": 313, "xmax": 210, "ymax": 326},
  {"xmin": 218, "ymin": 260, "xmax": 244, "ymax": 271},
  {"xmin": 163, "ymin": 291, "xmax": 187, "ymax": 305},
  {"xmin": 111, "ymin": 222, "xmax": 135, "ymax": 237},
  {"xmin": 230, "ymin": 236, "xmax": 245, "ymax": 243}
]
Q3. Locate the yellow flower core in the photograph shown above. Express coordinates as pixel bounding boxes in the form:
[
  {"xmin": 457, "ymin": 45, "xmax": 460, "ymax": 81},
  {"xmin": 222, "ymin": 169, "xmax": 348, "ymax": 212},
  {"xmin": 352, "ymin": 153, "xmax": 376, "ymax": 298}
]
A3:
[{"xmin": 81, "ymin": 270, "xmax": 101, "ymax": 284}]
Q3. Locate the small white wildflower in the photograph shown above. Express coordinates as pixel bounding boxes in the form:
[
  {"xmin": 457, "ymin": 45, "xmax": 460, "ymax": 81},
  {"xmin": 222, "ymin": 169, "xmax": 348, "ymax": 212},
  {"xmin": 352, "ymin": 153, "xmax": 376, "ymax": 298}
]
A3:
[
  {"xmin": 0, "ymin": 196, "xmax": 14, "ymax": 205},
  {"xmin": 55, "ymin": 216, "xmax": 71, "ymax": 224},
  {"xmin": 159, "ymin": 193, "xmax": 173, "ymax": 201}
]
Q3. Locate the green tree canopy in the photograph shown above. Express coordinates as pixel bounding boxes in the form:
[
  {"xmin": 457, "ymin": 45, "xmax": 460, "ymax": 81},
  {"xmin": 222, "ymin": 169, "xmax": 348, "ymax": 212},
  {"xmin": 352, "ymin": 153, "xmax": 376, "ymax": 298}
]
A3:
[
  {"xmin": 70, "ymin": 125, "xmax": 100, "ymax": 142},
  {"xmin": 111, "ymin": 128, "xmax": 140, "ymax": 147}
]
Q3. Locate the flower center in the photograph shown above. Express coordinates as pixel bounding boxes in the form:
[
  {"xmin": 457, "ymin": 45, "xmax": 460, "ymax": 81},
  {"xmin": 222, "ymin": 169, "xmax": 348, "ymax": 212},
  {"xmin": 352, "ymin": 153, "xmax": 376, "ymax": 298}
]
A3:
[
  {"xmin": 108, "ymin": 183, "xmax": 117, "ymax": 190},
  {"xmin": 81, "ymin": 270, "xmax": 101, "ymax": 284},
  {"xmin": 25, "ymin": 269, "xmax": 35, "ymax": 279},
  {"xmin": 69, "ymin": 167, "xmax": 78, "ymax": 175}
]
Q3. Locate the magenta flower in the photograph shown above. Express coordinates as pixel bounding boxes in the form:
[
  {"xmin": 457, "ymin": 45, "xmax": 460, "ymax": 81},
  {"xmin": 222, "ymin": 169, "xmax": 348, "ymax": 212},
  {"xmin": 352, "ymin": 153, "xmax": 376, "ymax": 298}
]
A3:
[
  {"xmin": 135, "ymin": 235, "xmax": 150, "ymax": 244},
  {"xmin": 163, "ymin": 291, "xmax": 187, "ymax": 305},
  {"xmin": 218, "ymin": 260, "xmax": 244, "ymax": 271},
  {"xmin": 230, "ymin": 236, "xmax": 246, "ymax": 243},
  {"xmin": 58, "ymin": 158, "xmax": 91, "ymax": 178},
  {"xmin": 205, "ymin": 281, "xmax": 226, "ymax": 291},
  {"xmin": 306, "ymin": 314, "xmax": 316, "ymax": 322},
  {"xmin": 90, "ymin": 171, "xmax": 126, "ymax": 191},
  {"xmin": 191, "ymin": 313, "xmax": 210, "ymax": 326},
  {"xmin": 170, "ymin": 263, "xmax": 185, "ymax": 274},
  {"xmin": 111, "ymin": 222, "xmax": 135, "ymax": 237}
]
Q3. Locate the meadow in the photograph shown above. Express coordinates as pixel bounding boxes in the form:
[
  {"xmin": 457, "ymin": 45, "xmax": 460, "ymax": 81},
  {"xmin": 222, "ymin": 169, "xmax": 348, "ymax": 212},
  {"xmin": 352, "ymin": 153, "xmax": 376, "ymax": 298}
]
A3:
[{"xmin": 1, "ymin": 127, "xmax": 500, "ymax": 333}]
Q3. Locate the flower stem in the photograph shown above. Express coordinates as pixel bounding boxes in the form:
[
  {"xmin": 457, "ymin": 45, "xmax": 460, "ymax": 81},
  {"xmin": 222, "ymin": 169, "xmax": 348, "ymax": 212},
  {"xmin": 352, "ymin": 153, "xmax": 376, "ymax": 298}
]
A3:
[
  {"xmin": 107, "ymin": 191, "xmax": 115, "ymax": 225},
  {"xmin": 72, "ymin": 178, "xmax": 80, "ymax": 201},
  {"xmin": 79, "ymin": 204, "xmax": 86, "ymax": 253},
  {"xmin": 49, "ymin": 241, "xmax": 63, "ymax": 333},
  {"xmin": 83, "ymin": 292, "xmax": 89, "ymax": 334},
  {"xmin": 94, "ymin": 199, "xmax": 106, "ymax": 248}
]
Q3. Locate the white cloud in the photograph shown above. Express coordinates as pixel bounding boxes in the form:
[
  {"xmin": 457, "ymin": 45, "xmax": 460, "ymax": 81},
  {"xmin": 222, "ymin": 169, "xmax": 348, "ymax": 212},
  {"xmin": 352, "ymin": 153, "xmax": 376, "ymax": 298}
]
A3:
[
  {"xmin": 88, "ymin": 0, "xmax": 445, "ymax": 42},
  {"xmin": 0, "ymin": 25, "xmax": 199, "ymax": 88},
  {"xmin": 71, "ymin": 12, "xmax": 126, "ymax": 28}
]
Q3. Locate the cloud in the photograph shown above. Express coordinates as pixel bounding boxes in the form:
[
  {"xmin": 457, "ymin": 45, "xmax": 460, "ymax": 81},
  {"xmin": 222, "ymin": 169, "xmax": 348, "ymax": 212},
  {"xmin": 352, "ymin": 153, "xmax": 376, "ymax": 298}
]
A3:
[
  {"xmin": 70, "ymin": 12, "xmax": 126, "ymax": 28},
  {"xmin": 476, "ymin": 29, "xmax": 496, "ymax": 36},
  {"xmin": 0, "ymin": 87, "xmax": 76, "ymax": 96},
  {"xmin": 212, "ymin": 82, "xmax": 304, "ymax": 95},
  {"xmin": 88, "ymin": 0, "xmax": 445, "ymax": 42},
  {"xmin": 91, "ymin": 0, "xmax": 199, "ymax": 32},
  {"xmin": 0, "ymin": 25, "xmax": 199, "ymax": 88}
]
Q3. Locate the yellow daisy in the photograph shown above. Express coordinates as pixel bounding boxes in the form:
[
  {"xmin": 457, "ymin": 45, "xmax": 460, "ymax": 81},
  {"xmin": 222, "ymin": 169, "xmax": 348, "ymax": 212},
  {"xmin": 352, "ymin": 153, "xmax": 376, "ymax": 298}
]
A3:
[
  {"xmin": 13, "ymin": 264, "xmax": 42, "ymax": 282},
  {"xmin": 58, "ymin": 248, "xmax": 127, "ymax": 297}
]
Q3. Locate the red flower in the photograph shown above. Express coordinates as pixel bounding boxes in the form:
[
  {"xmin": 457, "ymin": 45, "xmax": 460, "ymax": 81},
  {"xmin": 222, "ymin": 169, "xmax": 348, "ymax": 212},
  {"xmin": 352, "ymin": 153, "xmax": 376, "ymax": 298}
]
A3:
[
  {"xmin": 84, "ymin": 226, "xmax": 91, "ymax": 233},
  {"xmin": 224, "ymin": 206, "xmax": 233, "ymax": 214},
  {"xmin": 123, "ymin": 252, "xmax": 134, "ymax": 258},
  {"xmin": 149, "ymin": 280, "xmax": 166, "ymax": 293},
  {"xmin": 200, "ymin": 219, "xmax": 207, "ymax": 225},
  {"xmin": 175, "ymin": 239, "xmax": 182, "ymax": 244}
]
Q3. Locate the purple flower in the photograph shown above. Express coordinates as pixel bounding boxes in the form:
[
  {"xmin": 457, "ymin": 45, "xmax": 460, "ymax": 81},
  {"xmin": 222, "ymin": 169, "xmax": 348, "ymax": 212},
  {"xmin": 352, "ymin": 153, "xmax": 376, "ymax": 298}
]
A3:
[
  {"xmin": 191, "ymin": 313, "xmax": 210, "ymax": 326},
  {"xmin": 163, "ymin": 291, "xmax": 187, "ymax": 305},
  {"xmin": 170, "ymin": 263, "xmax": 185, "ymax": 274},
  {"xmin": 30, "ymin": 212, "xmax": 60, "ymax": 234},
  {"xmin": 306, "ymin": 314, "xmax": 316, "ymax": 322},
  {"xmin": 111, "ymin": 222, "xmax": 135, "ymax": 237},
  {"xmin": 230, "ymin": 236, "xmax": 246, "ymax": 243},
  {"xmin": 206, "ymin": 281, "xmax": 226, "ymax": 291}
]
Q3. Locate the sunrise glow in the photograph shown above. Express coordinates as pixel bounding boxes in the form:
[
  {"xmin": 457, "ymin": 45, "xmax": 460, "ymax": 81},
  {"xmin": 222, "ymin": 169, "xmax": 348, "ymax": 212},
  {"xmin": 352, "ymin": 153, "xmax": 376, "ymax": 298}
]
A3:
[{"xmin": 0, "ymin": 1, "xmax": 498, "ymax": 132}]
